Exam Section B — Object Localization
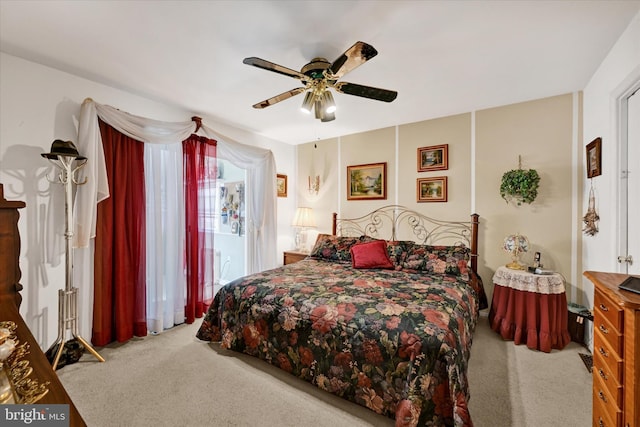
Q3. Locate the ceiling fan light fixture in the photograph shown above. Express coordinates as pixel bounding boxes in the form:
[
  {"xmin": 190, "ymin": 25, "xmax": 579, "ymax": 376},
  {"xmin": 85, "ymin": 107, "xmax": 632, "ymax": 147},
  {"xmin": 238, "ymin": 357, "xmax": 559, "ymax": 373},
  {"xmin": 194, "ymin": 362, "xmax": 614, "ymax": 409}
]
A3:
[
  {"xmin": 314, "ymin": 99, "xmax": 323, "ymax": 119},
  {"xmin": 323, "ymin": 91, "xmax": 336, "ymax": 114},
  {"xmin": 320, "ymin": 111, "xmax": 335, "ymax": 122},
  {"xmin": 300, "ymin": 92, "xmax": 314, "ymax": 114},
  {"xmin": 245, "ymin": 41, "xmax": 396, "ymax": 123}
]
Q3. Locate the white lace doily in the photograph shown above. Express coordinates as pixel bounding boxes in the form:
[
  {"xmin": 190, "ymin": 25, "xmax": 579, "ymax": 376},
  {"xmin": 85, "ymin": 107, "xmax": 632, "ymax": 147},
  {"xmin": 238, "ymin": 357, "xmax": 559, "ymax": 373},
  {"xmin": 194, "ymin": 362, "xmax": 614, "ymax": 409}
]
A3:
[{"xmin": 492, "ymin": 266, "xmax": 565, "ymax": 295}]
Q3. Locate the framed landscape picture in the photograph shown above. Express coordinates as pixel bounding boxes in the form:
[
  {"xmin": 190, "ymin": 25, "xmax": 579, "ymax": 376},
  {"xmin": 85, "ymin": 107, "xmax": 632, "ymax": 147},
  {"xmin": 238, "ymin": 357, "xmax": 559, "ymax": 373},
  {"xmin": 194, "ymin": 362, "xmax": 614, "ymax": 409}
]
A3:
[
  {"xmin": 586, "ymin": 137, "xmax": 602, "ymax": 178},
  {"xmin": 347, "ymin": 162, "xmax": 387, "ymax": 200},
  {"xmin": 417, "ymin": 176, "xmax": 448, "ymax": 202},
  {"xmin": 277, "ymin": 174, "xmax": 287, "ymax": 197},
  {"xmin": 418, "ymin": 144, "xmax": 448, "ymax": 172}
]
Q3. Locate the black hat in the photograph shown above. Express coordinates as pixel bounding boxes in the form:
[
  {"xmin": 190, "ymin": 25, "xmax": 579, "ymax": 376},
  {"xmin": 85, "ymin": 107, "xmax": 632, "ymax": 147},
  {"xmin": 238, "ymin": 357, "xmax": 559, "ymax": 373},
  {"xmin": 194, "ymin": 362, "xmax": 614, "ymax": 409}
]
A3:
[{"xmin": 41, "ymin": 139, "xmax": 87, "ymax": 160}]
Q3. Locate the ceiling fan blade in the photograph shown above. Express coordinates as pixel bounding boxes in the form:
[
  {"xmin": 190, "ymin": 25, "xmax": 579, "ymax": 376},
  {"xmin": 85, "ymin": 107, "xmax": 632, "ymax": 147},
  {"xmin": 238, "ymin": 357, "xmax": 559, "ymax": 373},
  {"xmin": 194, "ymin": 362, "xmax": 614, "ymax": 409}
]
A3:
[
  {"xmin": 329, "ymin": 41, "xmax": 378, "ymax": 79},
  {"xmin": 243, "ymin": 57, "xmax": 309, "ymax": 82},
  {"xmin": 252, "ymin": 87, "xmax": 307, "ymax": 109},
  {"xmin": 334, "ymin": 82, "xmax": 398, "ymax": 103}
]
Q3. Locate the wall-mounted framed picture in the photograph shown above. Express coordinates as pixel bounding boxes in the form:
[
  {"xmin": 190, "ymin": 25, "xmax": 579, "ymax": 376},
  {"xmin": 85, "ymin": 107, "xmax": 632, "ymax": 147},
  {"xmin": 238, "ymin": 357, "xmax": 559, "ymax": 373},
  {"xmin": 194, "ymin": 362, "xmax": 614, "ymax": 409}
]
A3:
[
  {"xmin": 277, "ymin": 174, "xmax": 287, "ymax": 197},
  {"xmin": 347, "ymin": 162, "xmax": 387, "ymax": 200},
  {"xmin": 586, "ymin": 137, "xmax": 602, "ymax": 178},
  {"xmin": 418, "ymin": 144, "xmax": 448, "ymax": 172},
  {"xmin": 417, "ymin": 176, "xmax": 448, "ymax": 202}
]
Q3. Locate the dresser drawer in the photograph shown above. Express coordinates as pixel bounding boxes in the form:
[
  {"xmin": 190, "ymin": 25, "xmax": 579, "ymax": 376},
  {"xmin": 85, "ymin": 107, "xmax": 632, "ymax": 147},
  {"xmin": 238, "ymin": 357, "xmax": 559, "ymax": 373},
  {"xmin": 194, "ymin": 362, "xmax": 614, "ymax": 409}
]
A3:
[
  {"xmin": 594, "ymin": 314, "xmax": 623, "ymax": 355},
  {"xmin": 593, "ymin": 348, "xmax": 623, "ymax": 407},
  {"xmin": 593, "ymin": 398, "xmax": 620, "ymax": 427},
  {"xmin": 594, "ymin": 289, "xmax": 623, "ymax": 332},
  {"xmin": 593, "ymin": 331, "xmax": 623, "ymax": 382},
  {"xmin": 593, "ymin": 373, "xmax": 623, "ymax": 427}
]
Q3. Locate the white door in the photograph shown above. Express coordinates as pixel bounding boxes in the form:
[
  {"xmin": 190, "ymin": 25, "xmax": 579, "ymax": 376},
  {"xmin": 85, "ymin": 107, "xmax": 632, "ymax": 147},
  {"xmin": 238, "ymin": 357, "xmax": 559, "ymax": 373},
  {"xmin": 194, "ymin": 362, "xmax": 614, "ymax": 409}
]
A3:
[{"xmin": 621, "ymin": 86, "xmax": 639, "ymax": 274}]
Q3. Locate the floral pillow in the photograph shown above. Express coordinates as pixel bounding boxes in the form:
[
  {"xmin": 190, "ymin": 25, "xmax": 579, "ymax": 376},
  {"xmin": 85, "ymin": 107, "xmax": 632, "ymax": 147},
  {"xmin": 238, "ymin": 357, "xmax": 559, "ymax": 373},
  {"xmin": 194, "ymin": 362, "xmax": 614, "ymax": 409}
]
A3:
[
  {"xmin": 386, "ymin": 240, "xmax": 414, "ymax": 269},
  {"xmin": 401, "ymin": 244, "xmax": 470, "ymax": 277},
  {"xmin": 309, "ymin": 234, "xmax": 364, "ymax": 262}
]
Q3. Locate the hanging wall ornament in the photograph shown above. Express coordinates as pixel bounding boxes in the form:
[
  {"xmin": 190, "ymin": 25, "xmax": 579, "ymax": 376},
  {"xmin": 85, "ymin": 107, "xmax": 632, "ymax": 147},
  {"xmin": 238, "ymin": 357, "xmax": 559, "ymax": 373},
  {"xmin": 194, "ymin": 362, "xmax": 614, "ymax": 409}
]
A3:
[{"xmin": 583, "ymin": 182, "xmax": 600, "ymax": 236}]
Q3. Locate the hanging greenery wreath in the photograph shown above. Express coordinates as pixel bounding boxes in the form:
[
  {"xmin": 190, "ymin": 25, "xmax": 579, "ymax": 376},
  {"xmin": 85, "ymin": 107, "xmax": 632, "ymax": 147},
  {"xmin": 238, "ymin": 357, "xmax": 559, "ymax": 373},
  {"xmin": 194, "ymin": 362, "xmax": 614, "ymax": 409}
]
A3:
[{"xmin": 500, "ymin": 168, "xmax": 540, "ymax": 205}]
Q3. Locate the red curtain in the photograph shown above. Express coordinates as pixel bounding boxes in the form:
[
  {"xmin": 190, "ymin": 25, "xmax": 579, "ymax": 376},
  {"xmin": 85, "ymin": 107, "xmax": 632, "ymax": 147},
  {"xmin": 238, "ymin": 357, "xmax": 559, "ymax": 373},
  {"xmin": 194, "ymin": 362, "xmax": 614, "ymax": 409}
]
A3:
[
  {"xmin": 183, "ymin": 134, "xmax": 217, "ymax": 323},
  {"xmin": 92, "ymin": 119, "xmax": 147, "ymax": 346}
]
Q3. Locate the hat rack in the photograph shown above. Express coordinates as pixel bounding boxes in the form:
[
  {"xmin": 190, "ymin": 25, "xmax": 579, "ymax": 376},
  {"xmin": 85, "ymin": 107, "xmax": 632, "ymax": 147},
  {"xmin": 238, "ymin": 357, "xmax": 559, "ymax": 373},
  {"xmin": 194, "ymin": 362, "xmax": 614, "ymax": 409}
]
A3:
[{"xmin": 42, "ymin": 140, "xmax": 104, "ymax": 370}]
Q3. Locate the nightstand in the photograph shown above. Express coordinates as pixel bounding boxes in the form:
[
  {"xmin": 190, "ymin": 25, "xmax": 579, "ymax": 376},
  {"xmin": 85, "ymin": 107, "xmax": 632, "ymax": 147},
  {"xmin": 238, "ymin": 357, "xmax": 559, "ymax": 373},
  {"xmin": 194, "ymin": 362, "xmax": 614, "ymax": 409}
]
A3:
[
  {"xmin": 283, "ymin": 250, "xmax": 308, "ymax": 265},
  {"xmin": 488, "ymin": 265, "xmax": 571, "ymax": 352}
]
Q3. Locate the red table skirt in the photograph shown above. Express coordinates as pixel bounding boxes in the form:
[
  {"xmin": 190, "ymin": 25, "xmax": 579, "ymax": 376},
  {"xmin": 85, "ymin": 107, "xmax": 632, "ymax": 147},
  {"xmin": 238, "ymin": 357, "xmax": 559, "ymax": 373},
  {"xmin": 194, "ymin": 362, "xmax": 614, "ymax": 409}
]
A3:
[{"xmin": 489, "ymin": 284, "xmax": 571, "ymax": 352}]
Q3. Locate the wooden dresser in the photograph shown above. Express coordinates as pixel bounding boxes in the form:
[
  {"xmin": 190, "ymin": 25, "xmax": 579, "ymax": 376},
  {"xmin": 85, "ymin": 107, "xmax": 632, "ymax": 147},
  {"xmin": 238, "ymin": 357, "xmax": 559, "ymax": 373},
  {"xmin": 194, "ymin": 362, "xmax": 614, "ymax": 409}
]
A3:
[
  {"xmin": 584, "ymin": 271, "xmax": 640, "ymax": 427},
  {"xmin": 0, "ymin": 184, "xmax": 86, "ymax": 426}
]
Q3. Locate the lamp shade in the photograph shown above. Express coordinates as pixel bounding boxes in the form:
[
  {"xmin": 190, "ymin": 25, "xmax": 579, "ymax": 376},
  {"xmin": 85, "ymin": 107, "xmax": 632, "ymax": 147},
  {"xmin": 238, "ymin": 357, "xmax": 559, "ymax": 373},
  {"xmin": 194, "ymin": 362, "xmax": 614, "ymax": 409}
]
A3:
[
  {"xmin": 300, "ymin": 92, "xmax": 314, "ymax": 114},
  {"xmin": 292, "ymin": 207, "xmax": 316, "ymax": 228},
  {"xmin": 323, "ymin": 91, "xmax": 336, "ymax": 114}
]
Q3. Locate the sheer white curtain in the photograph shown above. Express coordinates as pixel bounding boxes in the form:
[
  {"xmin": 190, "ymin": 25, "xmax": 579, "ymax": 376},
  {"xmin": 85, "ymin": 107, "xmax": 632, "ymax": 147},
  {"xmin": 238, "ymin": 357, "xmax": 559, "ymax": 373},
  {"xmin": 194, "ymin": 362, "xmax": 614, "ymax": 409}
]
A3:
[
  {"xmin": 145, "ymin": 143, "xmax": 186, "ymax": 333},
  {"xmin": 202, "ymin": 125, "xmax": 278, "ymax": 274}
]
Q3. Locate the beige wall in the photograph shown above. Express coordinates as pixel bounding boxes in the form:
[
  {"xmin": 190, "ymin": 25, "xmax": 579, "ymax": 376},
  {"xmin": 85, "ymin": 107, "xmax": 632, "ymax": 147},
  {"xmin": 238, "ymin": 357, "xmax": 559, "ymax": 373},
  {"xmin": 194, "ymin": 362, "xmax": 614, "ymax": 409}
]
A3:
[
  {"xmin": 298, "ymin": 93, "xmax": 580, "ymax": 304},
  {"xmin": 398, "ymin": 113, "xmax": 471, "ymax": 220},
  {"xmin": 296, "ymin": 138, "xmax": 340, "ymax": 234},
  {"xmin": 475, "ymin": 94, "xmax": 577, "ymax": 300},
  {"xmin": 340, "ymin": 127, "xmax": 397, "ymax": 220}
]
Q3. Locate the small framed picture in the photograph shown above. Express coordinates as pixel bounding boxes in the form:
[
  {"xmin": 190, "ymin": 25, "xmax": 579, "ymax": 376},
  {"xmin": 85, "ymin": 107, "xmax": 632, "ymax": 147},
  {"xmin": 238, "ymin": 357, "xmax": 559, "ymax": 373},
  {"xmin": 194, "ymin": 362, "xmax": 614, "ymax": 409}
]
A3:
[
  {"xmin": 417, "ymin": 176, "xmax": 448, "ymax": 202},
  {"xmin": 347, "ymin": 162, "xmax": 387, "ymax": 200},
  {"xmin": 586, "ymin": 137, "xmax": 602, "ymax": 178},
  {"xmin": 277, "ymin": 174, "xmax": 287, "ymax": 197},
  {"xmin": 418, "ymin": 144, "xmax": 448, "ymax": 172}
]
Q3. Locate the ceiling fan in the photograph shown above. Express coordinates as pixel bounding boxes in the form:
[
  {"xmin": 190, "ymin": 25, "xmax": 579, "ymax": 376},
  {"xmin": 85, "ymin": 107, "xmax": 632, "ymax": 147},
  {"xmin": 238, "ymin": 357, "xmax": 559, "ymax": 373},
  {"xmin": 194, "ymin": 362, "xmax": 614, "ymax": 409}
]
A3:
[{"xmin": 243, "ymin": 41, "xmax": 398, "ymax": 122}]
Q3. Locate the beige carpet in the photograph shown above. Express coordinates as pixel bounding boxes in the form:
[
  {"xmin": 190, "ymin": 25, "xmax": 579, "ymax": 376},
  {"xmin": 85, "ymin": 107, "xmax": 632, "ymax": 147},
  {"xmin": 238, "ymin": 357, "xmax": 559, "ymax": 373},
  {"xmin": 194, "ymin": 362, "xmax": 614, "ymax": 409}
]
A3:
[{"xmin": 57, "ymin": 312, "xmax": 592, "ymax": 426}]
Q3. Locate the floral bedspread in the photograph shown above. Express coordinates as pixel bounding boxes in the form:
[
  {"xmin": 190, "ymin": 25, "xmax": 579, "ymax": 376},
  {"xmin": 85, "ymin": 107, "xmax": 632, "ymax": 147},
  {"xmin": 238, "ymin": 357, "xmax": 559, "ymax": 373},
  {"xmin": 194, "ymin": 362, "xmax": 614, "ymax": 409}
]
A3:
[{"xmin": 196, "ymin": 258, "xmax": 484, "ymax": 426}]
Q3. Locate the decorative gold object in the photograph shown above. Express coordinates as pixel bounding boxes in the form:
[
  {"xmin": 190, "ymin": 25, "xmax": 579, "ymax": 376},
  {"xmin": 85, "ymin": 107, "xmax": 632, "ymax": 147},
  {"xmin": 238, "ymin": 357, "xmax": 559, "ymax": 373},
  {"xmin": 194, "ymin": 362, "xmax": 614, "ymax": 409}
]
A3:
[
  {"xmin": 0, "ymin": 321, "xmax": 50, "ymax": 404},
  {"xmin": 503, "ymin": 234, "xmax": 529, "ymax": 270}
]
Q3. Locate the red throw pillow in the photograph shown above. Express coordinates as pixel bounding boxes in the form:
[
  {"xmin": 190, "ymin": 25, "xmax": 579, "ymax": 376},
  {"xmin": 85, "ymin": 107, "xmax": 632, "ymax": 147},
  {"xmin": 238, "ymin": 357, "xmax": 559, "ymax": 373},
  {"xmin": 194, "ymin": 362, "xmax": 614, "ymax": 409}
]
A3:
[{"xmin": 350, "ymin": 240, "xmax": 394, "ymax": 269}]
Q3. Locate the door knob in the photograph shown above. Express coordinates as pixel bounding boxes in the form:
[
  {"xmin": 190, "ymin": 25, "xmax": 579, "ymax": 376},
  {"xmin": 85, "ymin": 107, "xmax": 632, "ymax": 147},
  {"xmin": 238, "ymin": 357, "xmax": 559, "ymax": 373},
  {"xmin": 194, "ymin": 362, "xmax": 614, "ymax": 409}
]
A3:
[{"xmin": 617, "ymin": 255, "xmax": 633, "ymax": 265}]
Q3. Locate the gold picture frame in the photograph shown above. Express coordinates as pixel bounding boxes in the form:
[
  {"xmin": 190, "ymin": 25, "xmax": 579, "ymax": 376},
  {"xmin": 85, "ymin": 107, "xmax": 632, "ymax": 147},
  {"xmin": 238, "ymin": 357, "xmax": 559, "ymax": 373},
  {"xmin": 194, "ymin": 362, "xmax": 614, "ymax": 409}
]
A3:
[
  {"xmin": 417, "ymin": 176, "xmax": 448, "ymax": 202},
  {"xmin": 347, "ymin": 162, "xmax": 387, "ymax": 200},
  {"xmin": 418, "ymin": 144, "xmax": 448, "ymax": 172},
  {"xmin": 277, "ymin": 174, "xmax": 287, "ymax": 197}
]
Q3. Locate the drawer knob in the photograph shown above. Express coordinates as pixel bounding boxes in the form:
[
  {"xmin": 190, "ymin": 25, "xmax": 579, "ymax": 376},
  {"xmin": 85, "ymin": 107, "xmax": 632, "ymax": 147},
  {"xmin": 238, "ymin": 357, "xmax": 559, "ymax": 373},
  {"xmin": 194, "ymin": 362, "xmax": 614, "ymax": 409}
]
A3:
[
  {"xmin": 599, "ymin": 347, "xmax": 608, "ymax": 357},
  {"xmin": 599, "ymin": 324, "xmax": 609, "ymax": 334},
  {"xmin": 598, "ymin": 390, "xmax": 607, "ymax": 403},
  {"xmin": 598, "ymin": 369, "xmax": 608, "ymax": 380},
  {"xmin": 599, "ymin": 303, "xmax": 609, "ymax": 312},
  {"xmin": 598, "ymin": 418, "xmax": 604, "ymax": 427}
]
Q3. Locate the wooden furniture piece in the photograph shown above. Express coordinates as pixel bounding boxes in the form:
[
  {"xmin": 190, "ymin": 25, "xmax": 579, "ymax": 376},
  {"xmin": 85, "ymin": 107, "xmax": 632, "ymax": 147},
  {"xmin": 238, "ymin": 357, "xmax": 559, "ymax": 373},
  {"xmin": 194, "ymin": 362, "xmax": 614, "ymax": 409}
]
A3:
[
  {"xmin": 584, "ymin": 271, "xmax": 640, "ymax": 427},
  {"xmin": 0, "ymin": 185, "xmax": 25, "ymax": 307},
  {"xmin": 283, "ymin": 250, "xmax": 308, "ymax": 265},
  {"xmin": 489, "ymin": 266, "xmax": 571, "ymax": 352},
  {"xmin": 0, "ymin": 184, "xmax": 86, "ymax": 426}
]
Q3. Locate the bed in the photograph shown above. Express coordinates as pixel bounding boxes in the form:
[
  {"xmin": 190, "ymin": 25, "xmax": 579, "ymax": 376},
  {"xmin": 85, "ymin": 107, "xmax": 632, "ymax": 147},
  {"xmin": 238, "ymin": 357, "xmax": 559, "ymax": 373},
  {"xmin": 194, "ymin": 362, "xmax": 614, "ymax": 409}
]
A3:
[{"xmin": 196, "ymin": 205, "xmax": 486, "ymax": 426}]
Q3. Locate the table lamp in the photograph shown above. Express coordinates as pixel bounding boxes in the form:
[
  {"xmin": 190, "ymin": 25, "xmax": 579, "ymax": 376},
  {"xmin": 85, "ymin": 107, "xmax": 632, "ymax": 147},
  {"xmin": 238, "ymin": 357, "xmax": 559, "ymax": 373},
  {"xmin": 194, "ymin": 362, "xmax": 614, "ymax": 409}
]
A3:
[
  {"xmin": 292, "ymin": 207, "xmax": 316, "ymax": 253},
  {"xmin": 503, "ymin": 233, "xmax": 529, "ymax": 270}
]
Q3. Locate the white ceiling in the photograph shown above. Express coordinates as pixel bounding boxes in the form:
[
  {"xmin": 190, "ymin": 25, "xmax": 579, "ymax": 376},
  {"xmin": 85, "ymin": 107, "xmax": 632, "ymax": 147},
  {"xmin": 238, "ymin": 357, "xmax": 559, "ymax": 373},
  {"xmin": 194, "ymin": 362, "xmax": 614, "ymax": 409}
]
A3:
[{"xmin": 1, "ymin": 1, "xmax": 639, "ymax": 145}]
